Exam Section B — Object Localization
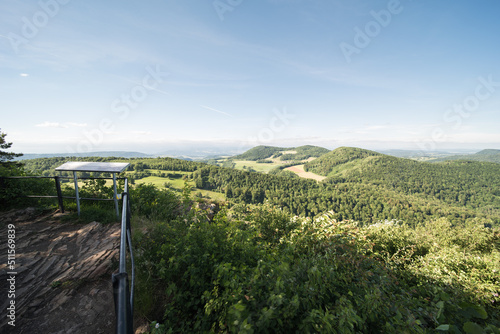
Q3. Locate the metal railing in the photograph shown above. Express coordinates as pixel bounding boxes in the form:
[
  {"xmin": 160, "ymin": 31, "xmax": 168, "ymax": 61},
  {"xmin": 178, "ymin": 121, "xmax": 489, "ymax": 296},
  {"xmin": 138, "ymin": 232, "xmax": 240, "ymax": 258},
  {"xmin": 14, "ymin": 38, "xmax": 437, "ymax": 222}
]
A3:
[
  {"xmin": 112, "ymin": 178, "xmax": 135, "ymax": 334},
  {"xmin": 0, "ymin": 175, "xmax": 126, "ymax": 213}
]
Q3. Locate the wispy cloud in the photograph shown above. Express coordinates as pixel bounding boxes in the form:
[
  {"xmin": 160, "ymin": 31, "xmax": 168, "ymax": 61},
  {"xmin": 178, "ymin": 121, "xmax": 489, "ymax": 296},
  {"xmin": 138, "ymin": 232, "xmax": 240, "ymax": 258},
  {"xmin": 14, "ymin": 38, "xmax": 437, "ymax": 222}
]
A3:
[
  {"xmin": 35, "ymin": 122, "xmax": 87, "ymax": 128},
  {"xmin": 66, "ymin": 122, "xmax": 87, "ymax": 127},
  {"xmin": 200, "ymin": 105, "xmax": 232, "ymax": 117},
  {"xmin": 131, "ymin": 130, "xmax": 152, "ymax": 135},
  {"xmin": 36, "ymin": 122, "xmax": 66, "ymax": 128}
]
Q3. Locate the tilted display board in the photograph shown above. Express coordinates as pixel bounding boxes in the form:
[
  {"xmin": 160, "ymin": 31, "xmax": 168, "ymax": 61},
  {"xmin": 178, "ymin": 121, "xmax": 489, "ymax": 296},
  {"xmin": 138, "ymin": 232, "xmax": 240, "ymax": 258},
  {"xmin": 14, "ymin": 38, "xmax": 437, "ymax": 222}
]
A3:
[{"xmin": 55, "ymin": 162, "xmax": 130, "ymax": 217}]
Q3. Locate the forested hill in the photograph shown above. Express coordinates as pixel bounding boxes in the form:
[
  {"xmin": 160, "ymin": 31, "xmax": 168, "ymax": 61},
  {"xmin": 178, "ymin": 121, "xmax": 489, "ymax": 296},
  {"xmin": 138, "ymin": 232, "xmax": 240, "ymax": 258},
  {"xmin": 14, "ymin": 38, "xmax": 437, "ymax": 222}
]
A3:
[
  {"xmin": 232, "ymin": 145, "xmax": 329, "ymax": 161},
  {"xmin": 304, "ymin": 147, "xmax": 500, "ymax": 214},
  {"xmin": 430, "ymin": 149, "xmax": 500, "ymax": 164},
  {"xmin": 304, "ymin": 147, "xmax": 382, "ymax": 176}
]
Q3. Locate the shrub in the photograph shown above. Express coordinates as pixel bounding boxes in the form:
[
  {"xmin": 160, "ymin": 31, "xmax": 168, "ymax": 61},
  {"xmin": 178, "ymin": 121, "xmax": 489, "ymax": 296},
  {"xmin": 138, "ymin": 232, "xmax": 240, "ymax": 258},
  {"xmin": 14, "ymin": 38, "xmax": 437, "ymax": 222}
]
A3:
[{"xmin": 131, "ymin": 183, "xmax": 181, "ymax": 221}]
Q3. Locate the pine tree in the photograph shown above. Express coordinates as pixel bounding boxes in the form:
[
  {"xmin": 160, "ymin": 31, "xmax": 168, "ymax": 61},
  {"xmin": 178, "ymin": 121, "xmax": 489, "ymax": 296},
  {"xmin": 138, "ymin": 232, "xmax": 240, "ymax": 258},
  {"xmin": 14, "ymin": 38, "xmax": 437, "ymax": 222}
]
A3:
[{"xmin": 0, "ymin": 129, "xmax": 23, "ymax": 171}]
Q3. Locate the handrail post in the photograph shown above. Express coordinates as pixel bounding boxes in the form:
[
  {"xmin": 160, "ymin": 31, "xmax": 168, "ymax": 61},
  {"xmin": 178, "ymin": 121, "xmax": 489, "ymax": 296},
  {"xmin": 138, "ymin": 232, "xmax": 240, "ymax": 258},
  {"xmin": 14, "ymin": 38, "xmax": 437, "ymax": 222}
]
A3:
[
  {"xmin": 73, "ymin": 171, "xmax": 81, "ymax": 216},
  {"xmin": 113, "ymin": 172, "xmax": 119, "ymax": 218},
  {"xmin": 114, "ymin": 178, "xmax": 133, "ymax": 334},
  {"xmin": 54, "ymin": 176, "xmax": 65, "ymax": 213}
]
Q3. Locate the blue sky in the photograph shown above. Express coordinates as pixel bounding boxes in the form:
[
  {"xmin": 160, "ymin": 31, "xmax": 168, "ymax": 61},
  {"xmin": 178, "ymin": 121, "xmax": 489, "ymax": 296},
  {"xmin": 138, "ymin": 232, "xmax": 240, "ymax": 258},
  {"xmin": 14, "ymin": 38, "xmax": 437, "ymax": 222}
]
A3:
[{"xmin": 1, "ymin": 0, "xmax": 500, "ymax": 154}]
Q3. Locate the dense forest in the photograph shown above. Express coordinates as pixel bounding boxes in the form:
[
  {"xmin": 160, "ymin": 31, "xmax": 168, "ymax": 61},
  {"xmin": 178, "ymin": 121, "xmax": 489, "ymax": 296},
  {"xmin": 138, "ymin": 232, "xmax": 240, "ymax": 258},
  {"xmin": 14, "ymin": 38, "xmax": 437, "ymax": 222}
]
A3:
[{"xmin": 304, "ymin": 147, "xmax": 500, "ymax": 218}]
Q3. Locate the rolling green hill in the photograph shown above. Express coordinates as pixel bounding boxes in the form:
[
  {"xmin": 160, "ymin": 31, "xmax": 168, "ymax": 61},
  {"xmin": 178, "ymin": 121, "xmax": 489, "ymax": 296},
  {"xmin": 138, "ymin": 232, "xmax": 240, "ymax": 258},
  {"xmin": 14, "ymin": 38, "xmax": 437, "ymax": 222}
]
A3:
[
  {"xmin": 232, "ymin": 145, "xmax": 329, "ymax": 161},
  {"xmin": 304, "ymin": 147, "xmax": 382, "ymax": 176},
  {"xmin": 232, "ymin": 146, "xmax": 285, "ymax": 160},
  {"xmin": 303, "ymin": 147, "xmax": 500, "ymax": 217}
]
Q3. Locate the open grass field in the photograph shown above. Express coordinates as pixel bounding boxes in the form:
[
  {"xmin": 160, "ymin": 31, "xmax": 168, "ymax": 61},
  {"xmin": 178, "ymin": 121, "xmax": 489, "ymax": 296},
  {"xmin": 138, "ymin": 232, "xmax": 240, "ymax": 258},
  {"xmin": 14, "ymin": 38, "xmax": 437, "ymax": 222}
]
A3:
[
  {"xmin": 285, "ymin": 164, "xmax": 326, "ymax": 181},
  {"xmin": 134, "ymin": 176, "xmax": 175, "ymax": 188}
]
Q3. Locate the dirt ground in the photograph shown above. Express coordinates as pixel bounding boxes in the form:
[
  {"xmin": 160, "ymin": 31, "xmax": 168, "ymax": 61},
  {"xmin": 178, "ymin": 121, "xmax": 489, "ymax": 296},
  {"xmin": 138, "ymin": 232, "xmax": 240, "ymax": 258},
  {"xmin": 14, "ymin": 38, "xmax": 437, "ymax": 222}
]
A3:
[{"xmin": 0, "ymin": 208, "xmax": 146, "ymax": 334}]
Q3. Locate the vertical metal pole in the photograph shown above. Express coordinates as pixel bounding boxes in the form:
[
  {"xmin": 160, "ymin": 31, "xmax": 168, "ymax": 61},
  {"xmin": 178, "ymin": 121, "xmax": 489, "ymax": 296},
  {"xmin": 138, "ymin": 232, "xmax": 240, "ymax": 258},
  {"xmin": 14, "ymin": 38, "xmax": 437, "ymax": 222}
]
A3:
[
  {"xmin": 73, "ymin": 171, "xmax": 81, "ymax": 216},
  {"xmin": 54, "ymin": 176, "xmax": 65, "ymax": 213},
  {"xmin": 113, "ymin": 173, "xmax": 119, "ymax": 218}
]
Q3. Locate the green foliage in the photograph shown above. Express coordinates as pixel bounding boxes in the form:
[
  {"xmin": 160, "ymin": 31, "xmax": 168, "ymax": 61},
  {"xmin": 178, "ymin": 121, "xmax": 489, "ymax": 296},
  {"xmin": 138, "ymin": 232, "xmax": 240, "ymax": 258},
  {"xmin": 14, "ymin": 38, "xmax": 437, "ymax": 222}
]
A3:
[
  {"xmin": 79, "ymin": 178, "xmax": 117, "ymax": 199},
  {"xmin": 308, "ymin": 148, "xmax": 500, "ymax": 214},
  {"xmin": 60, "ymin": 204, "xmax": 119, "ymax": 224},
  {"xmin": 232, "ymin": 146, "xmax": 285, "ymax": 161},
  {"xmin": 233, "ymin": 145, "xmax": 329, "ymax": 161},
  {"xmin": 267, "ymin": 168, "xmax": 299, "ymax": 178},
  {"xmin": 131, "ymin": 183, "xmax": 181, "ymax": 221},
  {"xmin": 247, "ymin": 205, "xmax": 297, "ymax": 244},
  {"xmin": 13, "ymin": 145, "xmax": 500, "ymax": 332},
  {"xmin": 0, "ymin": 176, "xmax": 55, "ymax": 210},
  {"xmin": 21, "ymin": 156, "xmax": 205, "ymax": 178},
  {"xmin": 133, "ymin": 199, "xmax": 500, "ymax": 333},
  {"xmin": 19, "ymin": 147, "xmax": 500, "ymax": 225},
  {"xmin": 0, "ymin": 129, "xmax": 23, "ymax": 168},
  {"xmin": 304, "ymin": 147, "xmax": 381, "ymax": 176},
  {"xmin": 0, "ymin": 130, "xmax": 48, "ymax": 209}
]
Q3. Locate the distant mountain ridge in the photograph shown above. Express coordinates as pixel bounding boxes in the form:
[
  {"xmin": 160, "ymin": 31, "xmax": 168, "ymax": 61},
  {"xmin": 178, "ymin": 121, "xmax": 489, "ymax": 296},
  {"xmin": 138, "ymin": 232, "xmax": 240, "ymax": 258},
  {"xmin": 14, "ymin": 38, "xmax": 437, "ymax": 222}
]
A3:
[
  {"xmin": 429, "ymin": 149, "xmax": 500, "ymax": 164},
  {"xmin": 15, "ymin": 151, "xmax": 152, "ymax": 160},
  {"xmin": 476, "ymin": 149, "xmax": 500, "ymax": 155}
]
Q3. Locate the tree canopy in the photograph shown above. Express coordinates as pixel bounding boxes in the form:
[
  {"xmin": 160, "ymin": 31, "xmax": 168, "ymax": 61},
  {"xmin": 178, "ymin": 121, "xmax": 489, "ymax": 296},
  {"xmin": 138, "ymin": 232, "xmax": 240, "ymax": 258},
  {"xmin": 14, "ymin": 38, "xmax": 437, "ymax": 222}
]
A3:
[{"xmin": 0, "ymin": 129, "xmax": 23, "ymax": 172}]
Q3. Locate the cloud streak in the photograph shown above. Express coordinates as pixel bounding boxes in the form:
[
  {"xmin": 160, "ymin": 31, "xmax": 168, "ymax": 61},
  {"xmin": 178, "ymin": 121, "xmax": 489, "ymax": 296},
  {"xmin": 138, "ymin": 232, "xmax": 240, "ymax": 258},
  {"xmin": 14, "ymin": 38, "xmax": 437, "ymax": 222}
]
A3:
[
  {"xmin": 35, "ymin": 122, "xmax": 87, "ymax": 128},
  {"xmin": 200, "ymin": 105, "xmax": 232, "ymax": 117}
]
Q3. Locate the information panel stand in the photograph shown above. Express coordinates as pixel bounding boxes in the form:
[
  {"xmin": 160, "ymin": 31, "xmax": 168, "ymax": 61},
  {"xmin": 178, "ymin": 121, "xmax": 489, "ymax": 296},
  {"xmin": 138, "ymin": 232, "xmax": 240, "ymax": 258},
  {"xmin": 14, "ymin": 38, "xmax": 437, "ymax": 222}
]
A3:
[{"xmin": 55, "ymin": 162, "xmax": 130, "ymax": 217}]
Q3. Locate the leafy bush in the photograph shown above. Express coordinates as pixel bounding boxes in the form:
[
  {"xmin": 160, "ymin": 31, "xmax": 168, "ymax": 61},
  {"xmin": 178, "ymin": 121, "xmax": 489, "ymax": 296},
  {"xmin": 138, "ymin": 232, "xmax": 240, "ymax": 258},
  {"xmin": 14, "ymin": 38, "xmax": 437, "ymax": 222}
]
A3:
[
  {"xmin": 135, "ymin": 202, "xmax": 500, "ymax": 333},
  {"xmin": 0, "ymin": 174, "xmax": 55, "ymax": 210},
  {"xmin": 131, "ymin": 183, "xmax": 181, "ymax": 221}
]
